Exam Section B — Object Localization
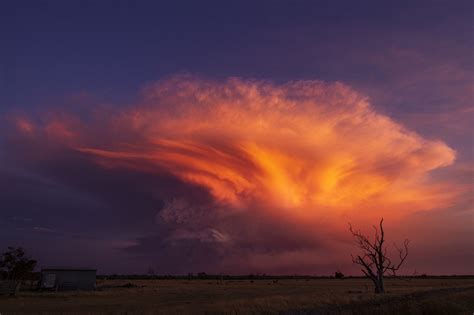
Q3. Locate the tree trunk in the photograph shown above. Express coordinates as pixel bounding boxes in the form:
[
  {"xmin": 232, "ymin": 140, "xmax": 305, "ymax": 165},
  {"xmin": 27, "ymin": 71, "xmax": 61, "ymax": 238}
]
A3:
[
  {"xmin": 374, "ymin": 273, "xmax": 385, "ymax": 293},
  {"xmin": 369, "ymin": 277, "xmax": 380, "ymax": 294}
]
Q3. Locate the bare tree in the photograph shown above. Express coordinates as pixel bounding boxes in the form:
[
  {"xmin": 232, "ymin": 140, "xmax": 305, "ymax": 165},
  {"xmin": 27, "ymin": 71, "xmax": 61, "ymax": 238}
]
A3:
[{"xmin": 349, "ymin": 218, "xmax": 409, "ymax": 293}]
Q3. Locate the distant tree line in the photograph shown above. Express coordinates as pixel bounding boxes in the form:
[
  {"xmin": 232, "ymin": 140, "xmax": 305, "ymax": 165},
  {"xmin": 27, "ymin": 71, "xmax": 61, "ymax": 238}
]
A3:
[
  {"xmin": 97, "ymin": 273, "xmax": 343, "ymax": 281},
  {"xmin": 95, "ymin": 273, "xmax": 470, "ymax": 281}
]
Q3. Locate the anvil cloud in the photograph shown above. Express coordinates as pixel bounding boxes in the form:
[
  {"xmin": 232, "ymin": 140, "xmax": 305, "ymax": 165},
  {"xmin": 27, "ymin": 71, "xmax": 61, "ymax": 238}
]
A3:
[{"xmin": 2, "ymin": 76, "xmax": 462, "ymax": 274}]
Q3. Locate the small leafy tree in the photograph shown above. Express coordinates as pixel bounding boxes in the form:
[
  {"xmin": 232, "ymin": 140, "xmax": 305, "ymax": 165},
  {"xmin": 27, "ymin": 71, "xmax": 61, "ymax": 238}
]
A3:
[
  {"xmin": 0, "ymin": 247, "xmax": 37, "ymax": 280},
  {"xmin": 349, "ymin": 218, "xmax": 409, "ymax": 293}
]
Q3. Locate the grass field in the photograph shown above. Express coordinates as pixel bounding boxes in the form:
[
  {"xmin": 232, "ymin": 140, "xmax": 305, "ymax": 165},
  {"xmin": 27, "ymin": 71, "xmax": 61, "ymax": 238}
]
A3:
[{"xmin": 1, "ymin": 278, "xmax": 473, "ymax": 314}]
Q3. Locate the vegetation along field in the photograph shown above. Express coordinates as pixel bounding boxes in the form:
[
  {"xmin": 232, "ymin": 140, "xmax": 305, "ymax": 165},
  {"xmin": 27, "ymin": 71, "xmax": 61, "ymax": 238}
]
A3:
[{"xmin": 1, "ymin": 277, "xmax": 473, "ymax": 314}]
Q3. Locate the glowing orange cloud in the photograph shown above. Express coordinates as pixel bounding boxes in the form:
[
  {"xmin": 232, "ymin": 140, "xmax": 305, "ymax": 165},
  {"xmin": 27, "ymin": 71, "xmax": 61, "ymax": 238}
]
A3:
[
  {"xmin": 9, "ymin": 76, "xmax": 457, "ymax": 222},
  {"xmin": 4, "ymin": 76, "xmax": 465, "ymax": 274},
  {"xmin": 61, "ymin": 77, "xmax": 453, "ymax": 220}
]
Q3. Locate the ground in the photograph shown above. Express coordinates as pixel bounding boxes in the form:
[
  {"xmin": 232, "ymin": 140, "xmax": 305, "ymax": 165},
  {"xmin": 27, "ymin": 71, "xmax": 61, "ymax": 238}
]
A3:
[{"xmin": 0, "ymin": 278, "xmax": 473, "ymax": 314}]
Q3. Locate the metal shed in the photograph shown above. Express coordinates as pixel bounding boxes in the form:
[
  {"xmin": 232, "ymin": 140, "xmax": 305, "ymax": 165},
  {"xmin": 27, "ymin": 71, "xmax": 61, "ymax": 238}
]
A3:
[{"xmin": 40, "ymin": 268, "xmax": 96, "ymax": 291}]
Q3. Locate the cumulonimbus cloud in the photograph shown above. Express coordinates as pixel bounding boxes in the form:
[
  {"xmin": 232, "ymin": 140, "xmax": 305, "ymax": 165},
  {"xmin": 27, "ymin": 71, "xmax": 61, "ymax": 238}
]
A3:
[
  {"xmin": 8, "ymin": 76, "xmax": 458, "ymax": 217},
  {"xmin": 3, "ymin": 75, "xmax": 459, "ymax": 273}
]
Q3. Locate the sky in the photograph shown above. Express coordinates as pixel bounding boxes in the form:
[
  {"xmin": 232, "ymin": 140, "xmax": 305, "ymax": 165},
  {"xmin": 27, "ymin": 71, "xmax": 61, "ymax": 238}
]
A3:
[{"xmin": 0, "ymin": 1, "xmax": 472, "ymax": 275}]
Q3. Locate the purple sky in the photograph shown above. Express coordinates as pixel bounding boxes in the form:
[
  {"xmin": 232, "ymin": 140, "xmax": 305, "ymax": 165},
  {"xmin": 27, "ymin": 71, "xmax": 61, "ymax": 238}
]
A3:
[{"xmin": 0, "ymin": 1, "xmax": 472, "ymax": 275}]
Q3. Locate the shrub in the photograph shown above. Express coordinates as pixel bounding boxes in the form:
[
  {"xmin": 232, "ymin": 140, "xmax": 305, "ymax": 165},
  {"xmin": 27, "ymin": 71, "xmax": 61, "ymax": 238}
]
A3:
[{"xmin": 335, "ymin": 271, "xmax": 345, "ymax": 279}]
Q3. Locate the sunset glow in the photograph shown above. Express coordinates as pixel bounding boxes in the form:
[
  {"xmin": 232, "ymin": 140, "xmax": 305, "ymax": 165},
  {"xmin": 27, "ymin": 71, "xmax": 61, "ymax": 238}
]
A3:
[
  {"xmin": 1, "ymin": 1, "xmax": 472, "ymax": 277},
  {"xmin": 5, "ymin": 77, "xmax": 461, "ymax": 242}
]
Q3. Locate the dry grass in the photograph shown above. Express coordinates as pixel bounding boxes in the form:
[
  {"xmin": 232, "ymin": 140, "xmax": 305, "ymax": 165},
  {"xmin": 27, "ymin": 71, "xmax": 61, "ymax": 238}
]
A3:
[{"xmin": 0, "ymin": 278, "xmax": 473, "ymax": 314}]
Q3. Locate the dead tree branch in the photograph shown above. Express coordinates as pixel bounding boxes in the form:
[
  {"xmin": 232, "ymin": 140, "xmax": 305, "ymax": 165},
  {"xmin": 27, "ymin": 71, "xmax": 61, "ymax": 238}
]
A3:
[{"xmin": 349, "ymin": 218, "xmax": 409, "ymax": 293}]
